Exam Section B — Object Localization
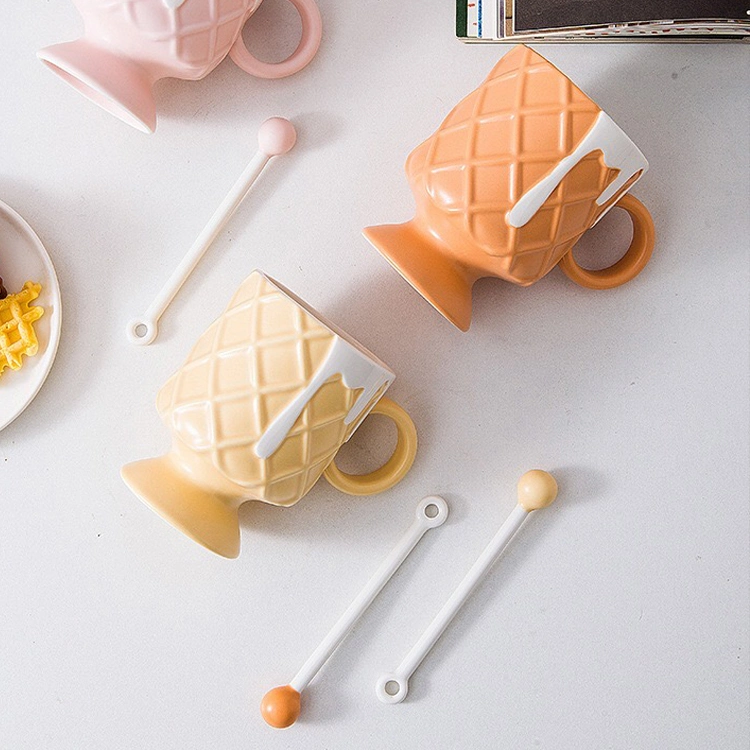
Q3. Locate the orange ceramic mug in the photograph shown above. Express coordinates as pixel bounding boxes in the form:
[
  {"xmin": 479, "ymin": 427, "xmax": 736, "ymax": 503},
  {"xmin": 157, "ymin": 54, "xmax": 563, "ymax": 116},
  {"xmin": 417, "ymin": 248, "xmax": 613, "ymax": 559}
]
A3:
[{"xmin": 364, "ymin": 45, "xmax": 655, "ymax": 331}]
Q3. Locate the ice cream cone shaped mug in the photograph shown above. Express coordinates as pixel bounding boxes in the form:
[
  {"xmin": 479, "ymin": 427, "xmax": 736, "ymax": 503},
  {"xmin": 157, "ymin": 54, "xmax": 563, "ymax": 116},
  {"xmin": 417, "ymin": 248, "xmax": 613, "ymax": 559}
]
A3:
[
  {"xmin": 364, "ymin": 45, "xmax": 655, "ymax": 331},
  {"xmin": 121, "ymin": 272, "xmax": 417, "ymax": 558},
  {"xmin": 38, "ymin": 0, "xmax": 322, "ymax": 133}
]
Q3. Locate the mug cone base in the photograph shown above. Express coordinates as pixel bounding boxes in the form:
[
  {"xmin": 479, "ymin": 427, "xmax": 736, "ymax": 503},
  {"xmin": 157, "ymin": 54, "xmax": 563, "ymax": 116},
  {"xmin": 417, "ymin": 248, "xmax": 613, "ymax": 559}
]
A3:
[
  {"xmin": 121, "ymin": 456, "xmax": 240, "ymax": 558},
  {"xmin": 38, "ymin": 40, "xmax": 157, "ymax": 133},
  {"xmin": 363, "ymin": 222, "xmax": 474, "ymax": 331}
]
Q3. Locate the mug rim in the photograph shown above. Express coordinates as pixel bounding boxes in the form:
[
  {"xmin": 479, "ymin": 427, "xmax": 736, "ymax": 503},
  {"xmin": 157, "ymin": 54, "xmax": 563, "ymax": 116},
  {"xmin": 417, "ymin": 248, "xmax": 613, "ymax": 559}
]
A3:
[
  {"xmin": 521, "ymin": 45, "xmax": 649, "ymax": 172},
  {"xmin": 255, "ymin": 271, "xmax": 396, "ymax": 380}
]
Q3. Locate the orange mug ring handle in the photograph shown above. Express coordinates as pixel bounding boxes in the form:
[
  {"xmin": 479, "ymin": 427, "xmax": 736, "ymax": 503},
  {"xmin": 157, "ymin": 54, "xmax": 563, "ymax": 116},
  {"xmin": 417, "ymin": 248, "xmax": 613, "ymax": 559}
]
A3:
[
  {"xmin": 324, "ymin": 397, "xmax": 417, "ymax": 496},
  {"xmin": 558, "ymin": 193, "xmax": 655, "ymax": 290}
]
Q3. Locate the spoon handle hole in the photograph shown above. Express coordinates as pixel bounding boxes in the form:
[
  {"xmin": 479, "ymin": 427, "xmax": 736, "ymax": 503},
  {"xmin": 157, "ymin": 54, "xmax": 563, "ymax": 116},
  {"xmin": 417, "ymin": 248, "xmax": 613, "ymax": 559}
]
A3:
[{"xmin": 127, "ymin": 318, "xmax": 157, "ymax": 345}]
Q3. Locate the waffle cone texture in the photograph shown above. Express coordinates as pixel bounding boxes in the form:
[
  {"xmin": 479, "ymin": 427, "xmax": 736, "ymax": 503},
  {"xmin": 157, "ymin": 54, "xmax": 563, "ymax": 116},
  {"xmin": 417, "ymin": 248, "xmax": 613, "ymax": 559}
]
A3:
[
  {"xmin": 122, "ymin": 273, "xmax": 386, "ymax": 558},
  {"xmin": 364, "ymin": 45, "xmax": 647, "ymax": 330}
]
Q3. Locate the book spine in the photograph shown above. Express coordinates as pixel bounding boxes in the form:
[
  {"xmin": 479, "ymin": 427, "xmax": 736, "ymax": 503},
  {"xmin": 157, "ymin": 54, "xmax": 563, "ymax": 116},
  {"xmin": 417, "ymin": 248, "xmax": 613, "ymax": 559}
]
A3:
[
  {"xmin": 455, "ymin": 0, "xmax": 467, "ymax": 38},
  {"xmin": 480, "ymin": 0, "xmax": 497, "ymax": 39},
  {"xmin": 467, "ymin": 1, "xmax": 479, "ymax": 37}
]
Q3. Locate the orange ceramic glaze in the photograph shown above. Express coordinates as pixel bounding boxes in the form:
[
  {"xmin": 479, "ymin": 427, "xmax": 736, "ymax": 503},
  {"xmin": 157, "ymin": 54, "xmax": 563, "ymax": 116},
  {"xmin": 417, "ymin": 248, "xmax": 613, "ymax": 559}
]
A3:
[
  {"xmin": 364, "ymin": 45, "xmax": 655, "ymax": 331},
  {"xmin": 261, "ymin": 685, "xmax": 301, "ymax": 729}
]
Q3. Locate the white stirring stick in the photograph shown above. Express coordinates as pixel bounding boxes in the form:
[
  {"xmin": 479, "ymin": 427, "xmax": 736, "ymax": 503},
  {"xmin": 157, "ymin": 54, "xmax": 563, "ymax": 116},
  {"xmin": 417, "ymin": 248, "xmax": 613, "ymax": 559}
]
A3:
[
  {"xmin": 376, "ymin": 470, "xmax": 558, "ymax": 704},
  {"xmin": 126, "ymin": 117, "xmax": 297, "ymax": 345},
  {"xmin": 261, "ymin": 496, "xmax": 449, "ymax": 729}
]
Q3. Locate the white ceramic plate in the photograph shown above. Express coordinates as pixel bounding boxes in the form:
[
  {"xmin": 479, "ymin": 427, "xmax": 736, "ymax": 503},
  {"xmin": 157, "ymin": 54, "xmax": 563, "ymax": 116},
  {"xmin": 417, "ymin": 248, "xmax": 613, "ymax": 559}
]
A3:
[{"xmin": 0, "ymin": 199, "xmax": 62, "ymax": 431}]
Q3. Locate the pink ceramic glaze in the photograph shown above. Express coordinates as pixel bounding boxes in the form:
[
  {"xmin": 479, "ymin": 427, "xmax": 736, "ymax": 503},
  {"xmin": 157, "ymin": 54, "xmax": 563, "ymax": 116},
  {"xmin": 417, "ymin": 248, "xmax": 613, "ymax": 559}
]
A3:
[{"xmin": 38, "ymin": 0, "xmax": 322, "ymax": 133}]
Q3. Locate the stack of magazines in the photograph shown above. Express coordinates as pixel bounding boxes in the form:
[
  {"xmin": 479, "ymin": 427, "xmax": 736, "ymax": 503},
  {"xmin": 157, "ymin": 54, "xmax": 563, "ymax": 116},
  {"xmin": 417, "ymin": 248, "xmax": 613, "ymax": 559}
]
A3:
[{"xmin": 457, "ymin": 1, "xmax": 750, "ymax": 41}]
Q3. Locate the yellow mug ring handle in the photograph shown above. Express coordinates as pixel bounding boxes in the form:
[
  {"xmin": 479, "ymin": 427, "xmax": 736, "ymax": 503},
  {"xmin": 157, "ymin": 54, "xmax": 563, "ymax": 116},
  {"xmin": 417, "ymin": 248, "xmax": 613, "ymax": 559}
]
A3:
[
  {"xmin": 323, "ymin": 397, "xmax": 417, "ymax": 496},
  {"xmin": 558, "ymin": 193, "xmax": 655, "ymax": 290}
]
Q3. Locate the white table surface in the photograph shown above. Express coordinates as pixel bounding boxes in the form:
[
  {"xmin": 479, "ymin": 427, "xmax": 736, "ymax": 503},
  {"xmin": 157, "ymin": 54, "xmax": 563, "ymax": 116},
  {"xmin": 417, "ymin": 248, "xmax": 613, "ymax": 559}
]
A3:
[{"xmin": 1, "ymin": 2, "xmax": 748, "ymax": 748}]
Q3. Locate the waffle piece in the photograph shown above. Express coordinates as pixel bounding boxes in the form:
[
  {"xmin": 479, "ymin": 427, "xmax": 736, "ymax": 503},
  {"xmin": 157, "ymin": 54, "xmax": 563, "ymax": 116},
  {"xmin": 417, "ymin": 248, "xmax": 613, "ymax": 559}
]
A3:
[{"xmin": 0, "ymin": 281, "xmax": 44, "ymax": 376}]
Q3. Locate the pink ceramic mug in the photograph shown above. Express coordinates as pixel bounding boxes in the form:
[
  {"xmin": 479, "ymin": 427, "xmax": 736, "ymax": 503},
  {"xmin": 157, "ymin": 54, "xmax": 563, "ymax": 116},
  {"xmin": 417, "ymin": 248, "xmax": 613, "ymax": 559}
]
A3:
[{"xmin": 38, "ymin": 0, "xmax": 322, "ymax": 133}]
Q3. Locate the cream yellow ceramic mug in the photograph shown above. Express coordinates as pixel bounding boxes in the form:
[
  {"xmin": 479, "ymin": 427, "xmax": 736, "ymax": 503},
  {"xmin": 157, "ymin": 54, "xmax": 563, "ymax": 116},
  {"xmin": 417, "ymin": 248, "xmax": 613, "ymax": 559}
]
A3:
[{"xmin": 121, "ymin": 271, "xmax": 417, "ymax": 558}]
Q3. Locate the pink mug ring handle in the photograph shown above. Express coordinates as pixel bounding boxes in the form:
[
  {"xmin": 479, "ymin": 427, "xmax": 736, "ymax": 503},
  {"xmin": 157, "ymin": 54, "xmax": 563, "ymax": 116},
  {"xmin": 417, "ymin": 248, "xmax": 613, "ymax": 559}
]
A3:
[{"xmin": 230, "ymin": 0, "xmax": 322, "ymax": 79}]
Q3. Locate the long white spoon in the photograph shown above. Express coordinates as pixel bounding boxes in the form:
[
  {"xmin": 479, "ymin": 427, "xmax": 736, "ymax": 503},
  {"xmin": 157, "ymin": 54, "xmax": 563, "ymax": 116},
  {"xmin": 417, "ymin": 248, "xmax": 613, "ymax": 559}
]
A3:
[
  {"xmin": 376, "ymin": 470, "xmax": 558, "ymax": 704},
  {"xmin": 261, "ymin": 496, "xmax": 449, "ymax": 728},
  {"xmin": 126, "ymin": 116, "xmax": 297, "ymax": 345}
]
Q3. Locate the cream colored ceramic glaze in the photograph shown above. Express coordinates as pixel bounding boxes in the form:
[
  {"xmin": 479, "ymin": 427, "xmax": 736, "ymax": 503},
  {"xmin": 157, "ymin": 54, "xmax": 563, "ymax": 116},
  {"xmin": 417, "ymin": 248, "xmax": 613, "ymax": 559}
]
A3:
[
  {"xmin": 507, "ymin": 112, "xmax": 648, "ymax": 229},
  {"xmin": 517, "ymin": 470, "xmax": 559, "ymax": 511},
  {"xmin": 154, "ymin": 272, "xmax": 394, "ymax": 500},
  {"xmin": 256, "ymin": 336, "xmax": 393, "ymax": 459},
  {"xmin": 121, "ymin": 271, "xmax": 412, "ymax": 558}
]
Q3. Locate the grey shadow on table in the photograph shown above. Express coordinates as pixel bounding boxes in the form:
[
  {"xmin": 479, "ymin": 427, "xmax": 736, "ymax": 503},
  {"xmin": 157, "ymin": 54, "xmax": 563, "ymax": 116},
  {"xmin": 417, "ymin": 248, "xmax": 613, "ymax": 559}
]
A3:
[
  {"xmin": 154, "ymin": 0, "xmax": 311, "ymax": 127},
  {"xmin": 236, "ymin": 384, "xmax": 435, "ymax": 547},
  {"xmin": 578, "ymin": 48, "xmax": 675, "ymax": 273},
  {"xmin": 467, "ymin": 207, "xmax": 663, "ymax": 319},
  {"xmin": 233, "ymin": 270, "xmax": 441, "ymax": 544},
  {"xmin": 239, "ymin": 488, "xmax": 461, "ymax": 726},
  {"xmin": 145, "ymin": 132, "xmax": 321, "ymax": 349},
  {"xmin": 0, "ymin": 179, "xmax": 119, "ymax": 441},
  {"xmin": 397, "ymin": 466, "xmax": 608, "ymax": 705},
  {"xmin": 154, "ymin": 0, "xmax": 407, "ymax": 130},
  {"xmin": 141, "ymin": 107, "xmax": 344, "ymax": 347},
  {"xmin": 289, "ymin": 490, "xmax": 464, "ymax": 727},
  {"xmin": 547, "ymin": 43, "xmax": 748, "ymax": 281},
  {"xmin": 323, "ymin": 266, "xmax": 464, "ymax": 374}
]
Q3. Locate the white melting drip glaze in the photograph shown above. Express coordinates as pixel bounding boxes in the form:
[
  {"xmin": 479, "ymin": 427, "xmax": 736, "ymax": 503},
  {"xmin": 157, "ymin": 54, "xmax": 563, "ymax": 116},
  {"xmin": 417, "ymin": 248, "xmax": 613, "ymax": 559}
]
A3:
[
  {"xmin": 506, "ymin": 111, "xmax": 648, "ymax": 229},
  {"xmin": 163, "ymin": 0, "xmax": 187, "ymax": 9},
  {"xmin": 254, "ymin": 337, "xmax": 393, "ymax": 459}
]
